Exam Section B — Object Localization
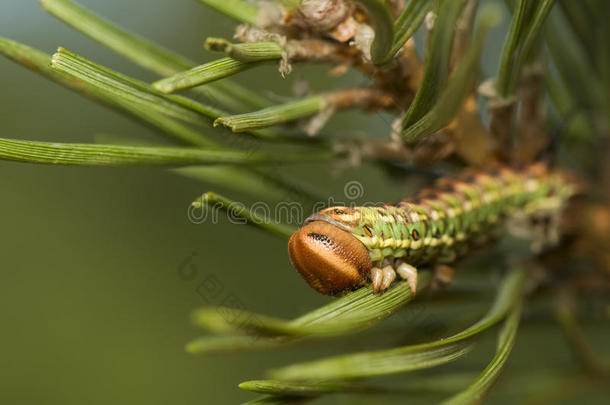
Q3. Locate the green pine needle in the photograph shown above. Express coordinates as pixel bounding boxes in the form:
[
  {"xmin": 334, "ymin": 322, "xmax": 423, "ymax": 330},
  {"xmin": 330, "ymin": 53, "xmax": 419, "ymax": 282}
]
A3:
[
  {"xmin": 239, "ymin": 380, "xmax": 389, "ymax": 396},
  {"xmin": 496, "ymin": 0, "xmax": 528, "ymax": 97},
  {"xmin": 400, "ymin": 0, "xmax": 466, "ymax": 130},
  {"xmin": 440, "ymin": 300, "xmax": 523, "ymax": 405},
  {"xmin": 205, "ymin": 38, "xmax": 284, "ymax": 62},
  {"xmin": 50, "ymin": 47, "xmax": 220, "ymax": 147},
  {"xmin": 153, "ymin": 58, "xmax": 268, "ymax": 93},
  {"xmin": 215, "ymin": 96, "xmax": 326, "ymax": 132},
  {"xmin": 0, "ymin": 138, "xmax": 332, "ymax": 167},
  {"xmin": 356, "ymin": 0, "xmax": 394, "ymax": 65},
  {"xmin": 385, "ymin": 0, "xmax": 432, "ymax": 64},
  {"xmin": 268, "ymin": 267, "xmax": 526, "ymax": 381},
  {"xmin": 503, "ymin": 0, "xmax": 557, "ymax": 94},
  {"xmin": 191, "ymin": 192, "xmax": 297, "ymax": 239},
  {"xmin": 39, "ymin": 0, "xmax": 269, "ymax": 111},
  {"xmin": 188, "ymin": 275, "xmax": 431, "ymax": 354},
  {"xmin": 401, "ymin": 3, "xmax": 502, "ymax": 144}
]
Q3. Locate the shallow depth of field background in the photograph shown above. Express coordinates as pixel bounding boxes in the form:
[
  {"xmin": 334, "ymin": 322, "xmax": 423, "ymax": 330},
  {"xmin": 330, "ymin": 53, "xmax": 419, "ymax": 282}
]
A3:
[{"xmin": 1, "ymin": 1, "xmax": 608, "ymax": 404}]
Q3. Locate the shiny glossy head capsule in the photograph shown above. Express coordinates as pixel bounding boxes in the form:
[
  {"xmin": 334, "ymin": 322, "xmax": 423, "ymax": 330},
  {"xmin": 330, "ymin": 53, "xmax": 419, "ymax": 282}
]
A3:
[{"xmin": 288, "ymin": 220, "xmax": 372, "ymax": 295}]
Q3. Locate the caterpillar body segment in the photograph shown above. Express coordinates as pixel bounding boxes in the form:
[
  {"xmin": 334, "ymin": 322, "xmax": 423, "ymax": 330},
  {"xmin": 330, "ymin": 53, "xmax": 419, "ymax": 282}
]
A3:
[{"xmin": 288, "ymin": 164, "xmax": 579, "ymax": 296}]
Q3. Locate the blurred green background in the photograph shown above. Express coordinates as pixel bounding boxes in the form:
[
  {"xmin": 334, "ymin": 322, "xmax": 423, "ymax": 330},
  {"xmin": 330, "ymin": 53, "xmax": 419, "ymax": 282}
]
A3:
[
  {"xmin": 1, "ymin": 1, "xmax": 608, "ymax": 404},
  {"xmin": 0, "ymin": 2, "xmax": 382, "ymax": 404}
]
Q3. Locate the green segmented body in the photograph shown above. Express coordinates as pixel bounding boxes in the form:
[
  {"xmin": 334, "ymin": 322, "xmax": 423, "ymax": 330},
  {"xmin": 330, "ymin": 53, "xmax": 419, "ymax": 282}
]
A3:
[{"xmin": 317, "ymin": 164, "xmax": 578, "ymax": 265}]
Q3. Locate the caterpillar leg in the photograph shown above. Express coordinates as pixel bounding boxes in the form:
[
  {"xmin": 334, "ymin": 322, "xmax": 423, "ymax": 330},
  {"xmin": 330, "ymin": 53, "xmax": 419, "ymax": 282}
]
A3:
[
  {"xmin": 371, "ymin": 266, "xmax": 397, "ymax": 293},
  {"xmin": 380, "ymin": 265, "xmax": 397, "ymax": 291},
  {"xmin": 396, "ymin": 262, "xmax": 419, "ymax": 295},
  {"xmin": 371, "ymin": 267, "xmax": 383, "ymax": 292}
]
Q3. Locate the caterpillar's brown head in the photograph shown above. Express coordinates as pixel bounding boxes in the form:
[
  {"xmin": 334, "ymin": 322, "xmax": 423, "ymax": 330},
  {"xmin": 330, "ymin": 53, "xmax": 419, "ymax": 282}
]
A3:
[{"xmin": 288, "ymin": 220, "xmax": 372, "ymax": 295}]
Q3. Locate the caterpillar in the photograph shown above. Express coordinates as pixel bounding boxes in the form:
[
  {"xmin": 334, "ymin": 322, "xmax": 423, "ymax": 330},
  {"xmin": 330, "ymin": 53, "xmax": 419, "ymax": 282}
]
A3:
[{"xmin": 288, "ymin": 163, "xmax": 579, "ymax": 295}]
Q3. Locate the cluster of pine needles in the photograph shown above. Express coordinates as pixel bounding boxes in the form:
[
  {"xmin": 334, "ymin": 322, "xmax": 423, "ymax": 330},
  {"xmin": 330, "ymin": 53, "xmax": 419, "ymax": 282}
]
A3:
[{"xmin": 1, "ymin": 0, "xmax": 610, "ymax": 403}]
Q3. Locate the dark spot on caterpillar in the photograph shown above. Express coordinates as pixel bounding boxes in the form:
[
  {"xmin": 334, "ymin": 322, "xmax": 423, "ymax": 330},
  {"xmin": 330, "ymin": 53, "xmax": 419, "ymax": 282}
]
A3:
[
  {"xmin": 421, "ymin": 220, "xmax": 429, "ymax": 235},
  {"xmin": 531, "ymin": 215, "xmax": 551, "ymax": 227},
  {"xmin": 334, "ymin": 209, "xmax": 347, "ymax": 214},
  {"xmin": 412, "ymin": 229, "xmax": 420, "ymax": 241},
  {"xmin": 441, "ymin": 182, "xmax": 456, "ymax": 192},
  {"xmin": 306, "ymin": 232, "xmax": 343, "ymax": 255},
  {"xmin": 363, "ymin": 225, "xmax": 373, "ymax": 237},
  {"xmin": 308, "ymin": 233, "xmax": 332, "ymax": 244}
]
